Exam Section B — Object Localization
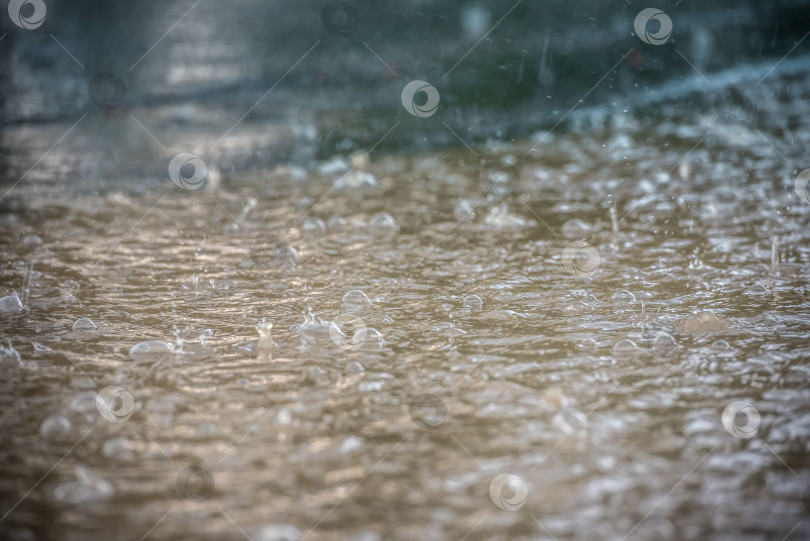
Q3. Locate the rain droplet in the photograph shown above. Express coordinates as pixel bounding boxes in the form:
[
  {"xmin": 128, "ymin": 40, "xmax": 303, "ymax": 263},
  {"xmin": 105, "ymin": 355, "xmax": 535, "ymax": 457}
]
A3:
[
  {"xmin": 342, "ymin": 290, "xmax": 371, "ymax": 312},
  {"xmin": 72, "ymin": 317, "xmax": 97, "ymax": 331},
  {"xmin": 40, "ymin": 414, "xmax": 71, "ymax": 441}
]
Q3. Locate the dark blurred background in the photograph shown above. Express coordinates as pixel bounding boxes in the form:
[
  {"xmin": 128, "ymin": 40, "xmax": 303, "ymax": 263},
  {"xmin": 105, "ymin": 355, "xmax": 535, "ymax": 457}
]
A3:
[{"xmin": 1, "ymin": 0, "xmax": 809, "ymax": 181}]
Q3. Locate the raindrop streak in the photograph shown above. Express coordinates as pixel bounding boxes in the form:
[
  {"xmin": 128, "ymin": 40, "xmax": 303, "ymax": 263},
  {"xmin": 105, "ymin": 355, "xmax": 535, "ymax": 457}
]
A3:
[{"xmin": 609, "ymin": 204, "xmax": 619, "ymax": 235}]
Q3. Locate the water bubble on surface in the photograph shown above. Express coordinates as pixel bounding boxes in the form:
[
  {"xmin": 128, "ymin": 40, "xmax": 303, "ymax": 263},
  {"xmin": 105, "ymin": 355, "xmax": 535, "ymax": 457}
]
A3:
[
  {"xmin": 680, "ymin": 311, "xmax": 731, "ymax": 332},
  {"xmin": 612, "ymin": 338, "xmax": 641, "ymax": 358},
  {"xmin": 39, "ymin": 414, "xmax": 71, "ymax": 441},
  {"xmin": 711, "ymin": 339, "xmax": 733, "ymax": 351},
  {"xmin": 454, "ymin": 200, "xmax": 476, "ymax": 222},
  {"xmin": 0, "ymin": 342, "xmax": 23, "ymax": 368},
  {"xmin": 652, "ymin": 332, "xmax": 677, "ymax": 358},
  {"xmin": 70, "ymin": 391, "xmax": 98, "ymax": 414},
  {"xmin": 611, "ymin": 290, "xmax": 636, "ymax": 306},
  {"xmin": 327, "ymin": 215, "xmax": 347, "ymax": 231},
  {"xmin": 102, "ymin": 437, "xmax": 135, "ymax": 460},
  {"xmin": 72, "ymin": 317, "xmax": 97, "ymax": 331},
  {"xmin": 483, "ymin": 203, "xmax": 530, "ymax": 228},
  {"xmin": 358, "ymin": 328, "xmax": 384, "ymax": 349},
  {"xmin": 301, "ymin": 217, "xmax": 326, "ymax": 236},
  {"xmin": 20, "ymin": 233, "xmax": 43, "ymax": 250},
  {"xmin": 337, "ymin": 170, "xmax": 377, "ymax": 189},
  {"xmin": 254, "ymin": 524, "xmax": 303, "ymax": 541},
  {"xmin": 561, "ymin": 218, "xmax": 593, "ymax": 238},
  {"xmin": 317, "ymin": 156, "xmax": 349, "ymax": 176},
  {"xmin": 575, "ymin": 337, "xmax": 598, "ymax": 352},
  {"xmin": 296, "ymin": 312, "xmax": 340, "ymax": 345},
  {"xmin": 0, "ymin": 293, "xmax": 24, "ymax": 314},
  {"xmin": 553, "ymin": 405, "xmax": 588, "ymax": 435},
  {"xmin": 480, "ymin": 158, "xmax": 520, "ymax": 196},
  {"xmin": 53, "ymin": 467, "xmax": 114, "ymax": 504},
  {"xmin": 462, "ymin": 294, "xmax": 484, "ymax": 311},
  {"xmin": 128, "ymin": 340, "xmax": 174, "ymax": 360},
  {"xmin": 345, "ymin": 361, "xmax": 365, "ymax": 375},
  {"xmin": 368, "ymin": 212, "xmax": 398, "ymax": 236},
  {"xmin": 342, "ymin": 290, "xmax": 371, "ymax": 312}
]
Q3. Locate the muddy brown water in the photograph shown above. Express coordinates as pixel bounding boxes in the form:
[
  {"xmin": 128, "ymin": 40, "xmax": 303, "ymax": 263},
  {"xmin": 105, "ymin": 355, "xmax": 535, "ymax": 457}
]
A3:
[{"xmin": 2, "ymin": 52, "xmax": 810, "ymax": 541}]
